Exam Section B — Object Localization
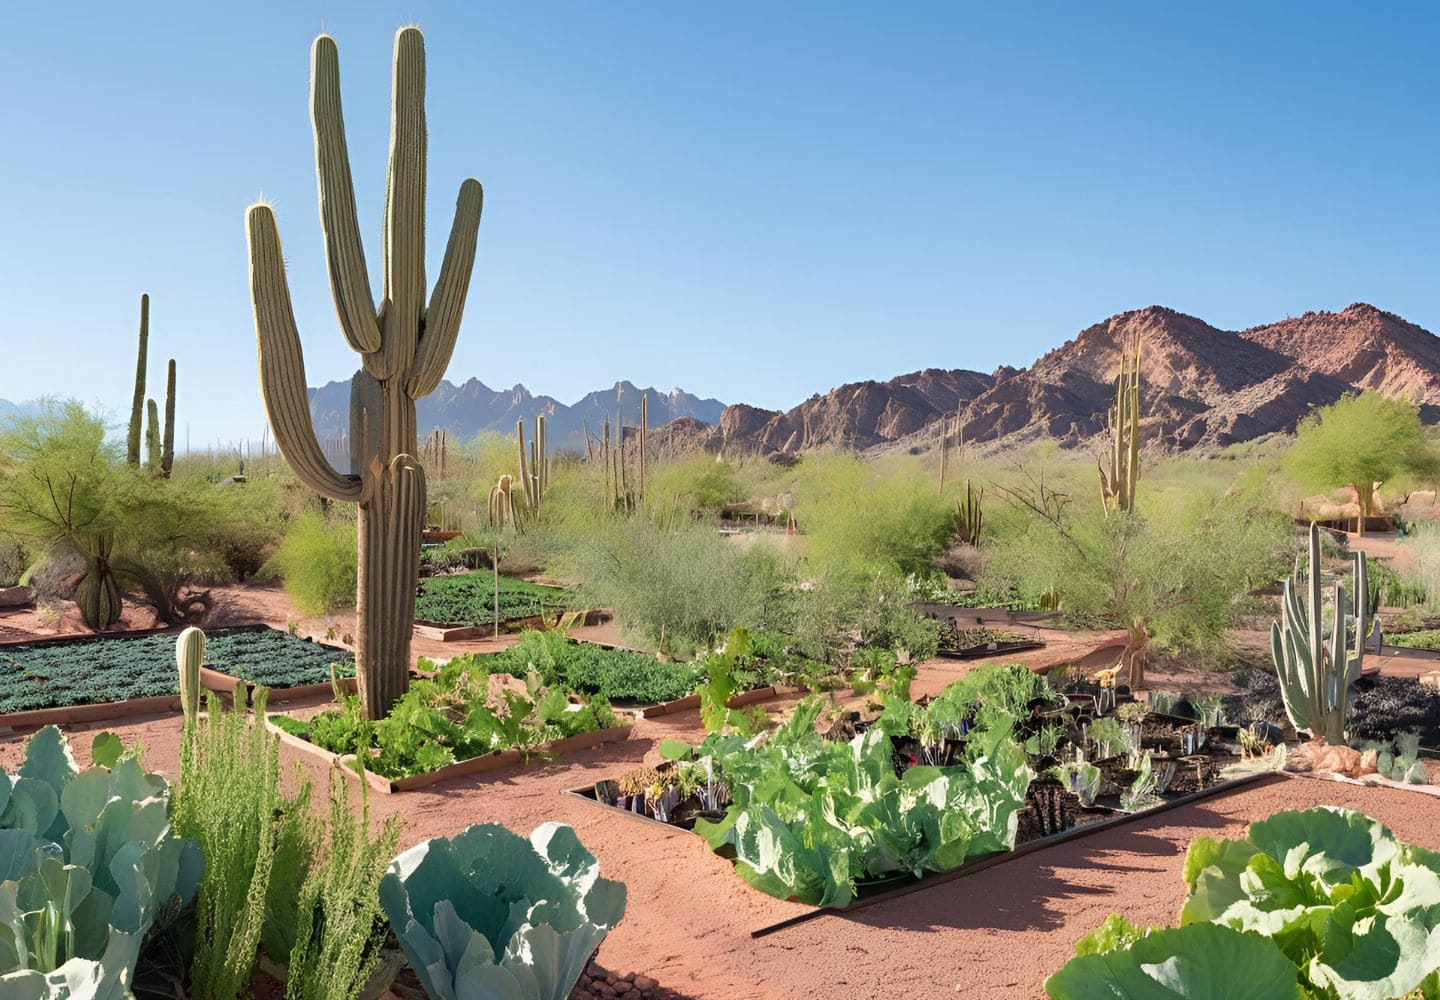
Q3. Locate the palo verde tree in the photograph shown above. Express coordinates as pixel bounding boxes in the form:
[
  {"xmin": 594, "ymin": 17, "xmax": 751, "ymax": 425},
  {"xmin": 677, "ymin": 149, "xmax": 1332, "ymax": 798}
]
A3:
[
  {"xmin": 1283, "ymin": 391, "xmax": 1440, "ymax": 534},
  {"xmin": 246, "ymin": 28, "xmax": 483, "ymax": 718},
  {"xmin": 0, "ymin": 401, "xmax": 132, "ymax": 629}
]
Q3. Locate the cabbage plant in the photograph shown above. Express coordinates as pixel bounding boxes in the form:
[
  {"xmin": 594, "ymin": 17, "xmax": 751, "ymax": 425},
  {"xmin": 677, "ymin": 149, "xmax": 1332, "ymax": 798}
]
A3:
[
  {"xmin": 0, "ymin": 726, "xmax": 202, "ymax": 998},
  {"xmin": 379, "ymin": 822, "xmax": 626, "ymax": 1000},
  {"xmin": 1047, "ymin": 807, "xmax": 1440, "ymax": 999}
]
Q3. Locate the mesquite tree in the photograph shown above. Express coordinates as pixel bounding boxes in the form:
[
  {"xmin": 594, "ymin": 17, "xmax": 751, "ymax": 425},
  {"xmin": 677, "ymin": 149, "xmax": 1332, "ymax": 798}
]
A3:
[{"xmin": 245, "ymin": 28, "xmax": 483, "ymax": 718}]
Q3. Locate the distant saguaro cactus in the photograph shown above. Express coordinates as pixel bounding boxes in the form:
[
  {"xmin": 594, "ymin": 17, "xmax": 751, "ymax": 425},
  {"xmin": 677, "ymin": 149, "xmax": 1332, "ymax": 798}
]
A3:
[
  {"xmin": 127, "ymin": 294, "xmax": 149, "ymax": 466},
  {"xmin": 162, "ymin": 359, "xmax": 176, "ymax": 477},
  {"xmin": 1099, "ymin": 336, "xmax": 1141, "ymax": 515},
  {"xmin": 245, "ymin": 28, "xmax": 483, "ymax": 719}
]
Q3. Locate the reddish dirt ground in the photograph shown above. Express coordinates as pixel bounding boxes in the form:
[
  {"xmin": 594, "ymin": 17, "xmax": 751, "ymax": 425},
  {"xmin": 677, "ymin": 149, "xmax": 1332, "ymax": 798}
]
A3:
[{"xmin": 2, "ymin": 585, "xmax": 1438, "ymax": 999}]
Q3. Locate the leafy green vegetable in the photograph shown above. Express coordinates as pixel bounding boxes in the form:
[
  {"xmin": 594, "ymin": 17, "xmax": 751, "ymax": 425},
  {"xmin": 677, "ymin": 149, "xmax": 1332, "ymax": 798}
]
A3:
[
  {"xmin": 292, "ymin": 655, "xmax": 625, "ymax": 779},
  {"xmin": 1052, "ymin": 807, "xmax": 1440, "ymax": 1000},
  {"xmin": 415, "ymin": 571, "xmax": 575, "ymax": 626},
  {"xmin": 1046, "ymin": 923, "xmax": 1301, "ymax": 999},
  {"xmin": 693, "ymin": 718, "xmax": 1032, "ymax": 907},
  {"xmin": 484, "ymin": 630, "xmax": 702, "ymax": 704},
  {"xmin": 379, "ymin": 822, "xmax": 625, "ymax": 1000}
]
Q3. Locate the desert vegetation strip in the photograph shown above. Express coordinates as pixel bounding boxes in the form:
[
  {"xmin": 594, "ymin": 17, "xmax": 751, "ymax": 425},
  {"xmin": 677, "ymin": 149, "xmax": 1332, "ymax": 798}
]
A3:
[{"xmin": 413, "ymin": 570, "xmax": 578, "ymax": 626}]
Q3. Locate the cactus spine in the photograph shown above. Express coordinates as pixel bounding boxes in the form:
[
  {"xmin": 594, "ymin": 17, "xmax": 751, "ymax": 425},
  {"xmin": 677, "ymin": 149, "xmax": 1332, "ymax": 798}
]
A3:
[
  {"xmin": 1271, "ymin": 522, "xmax": 1368, "ymax": 744},
  {"xmin": 177, "ymin": 626, "xmax": 205, "ymax": 723},
  {"xmin": 1099, "ymin": 336, "xmax": 1141, "ymax": 515},
  {"xmin": 127, "ymin": 295, "xmax": 149, "ymax": 466},
  {"xmin": 246, "ymin": 28, "xmax": 484, "ymax": 719}
]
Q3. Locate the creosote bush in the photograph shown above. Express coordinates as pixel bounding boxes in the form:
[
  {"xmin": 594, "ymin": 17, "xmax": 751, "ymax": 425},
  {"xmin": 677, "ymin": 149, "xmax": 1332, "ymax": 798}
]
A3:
[{"xmin": 264, "ymin": 510, "xmax": 358, "ymax": 615}]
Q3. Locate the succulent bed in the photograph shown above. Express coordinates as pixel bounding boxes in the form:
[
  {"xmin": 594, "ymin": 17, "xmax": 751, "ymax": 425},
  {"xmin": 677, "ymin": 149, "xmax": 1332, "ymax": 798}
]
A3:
[
  {"xmin": 575, "ymin": 662, "xmax": 1279, "ymax": 908},
  {"xmin": 0, "ymin": 626, "xmax": 354, "ymax": 714},
  {"xmin": 270, "ymin": 650, "xmax": 628, "ymax": 780},
  {"xmin": 414, "ymin": 571, "xmax": 577, "ymax": 626}
]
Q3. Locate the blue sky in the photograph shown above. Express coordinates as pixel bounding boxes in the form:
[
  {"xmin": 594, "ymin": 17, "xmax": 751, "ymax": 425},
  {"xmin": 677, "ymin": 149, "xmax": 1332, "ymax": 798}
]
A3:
[{"xmin": 2, "ymin": 2, "xmax": 1437, "ymax": 447}]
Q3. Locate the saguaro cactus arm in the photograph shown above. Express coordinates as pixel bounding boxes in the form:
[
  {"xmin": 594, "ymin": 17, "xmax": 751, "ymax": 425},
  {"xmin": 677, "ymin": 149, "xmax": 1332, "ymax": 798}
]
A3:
[
  {"xmin": 375, "ymin": 27, "xmax": 427, "ymax": 382},
  {"xmin": 310, "ymin": 35, "xmax": 382, "ymax": 357},
  {"xmin": 247, "ymin": 205, "xmax": 365, "ymax": 503},
  {"xmin": 408, "ymin": 179, "xmax": 485, "ymax": 398}
]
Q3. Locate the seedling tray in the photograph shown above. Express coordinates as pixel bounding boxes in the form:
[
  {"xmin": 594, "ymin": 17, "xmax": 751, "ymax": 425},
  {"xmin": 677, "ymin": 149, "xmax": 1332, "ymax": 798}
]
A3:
[
  {"xmin": 563, "ymin": 768, "xmax": 1285, "ymax": 933},
  {"xmin": 269, "ymin": 719, "xmax": 633, "ymax": 794}
]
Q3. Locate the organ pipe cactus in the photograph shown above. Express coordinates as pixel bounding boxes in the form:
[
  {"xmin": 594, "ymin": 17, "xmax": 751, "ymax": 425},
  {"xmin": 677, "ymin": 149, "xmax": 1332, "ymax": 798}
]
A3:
[
  {"xmin": 488, "ymin": 474, "xmax": 516, "ymax": 529},
  {"xmin": 1099, "ymin": 337, "xmax": 1141, "ymax": 515},
  {"xmin": 1270, "ymin": 522, "xmax": 1368, "ymax": 745},
  {"xmin": 176, "ymin": 626, "xmax": 205, "ymax": 723},
  {"xmin": 246, "ymin": 28, "xmax": 484, "ymax": 719}
]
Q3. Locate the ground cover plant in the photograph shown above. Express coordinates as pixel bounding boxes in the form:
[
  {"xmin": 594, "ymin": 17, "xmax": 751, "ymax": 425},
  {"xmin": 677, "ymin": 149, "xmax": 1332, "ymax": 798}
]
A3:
[
  {"xmin": 414, "ymin": 570, "xmax": 576, "ymax": 625},
  {"xmin": 0, "ymin": 626, "xmax": 353, "ymax": 714},
  {"xmin": 487, "ymin": 629, "xmax": 703, "ymax": 703},
  {"xmin": 271, "ymin": 652, "xmax": 625, "ymax": 780},
  {"xmin": 1047, "ymin": 807, "xmax": 1440, "ymax": 999}
]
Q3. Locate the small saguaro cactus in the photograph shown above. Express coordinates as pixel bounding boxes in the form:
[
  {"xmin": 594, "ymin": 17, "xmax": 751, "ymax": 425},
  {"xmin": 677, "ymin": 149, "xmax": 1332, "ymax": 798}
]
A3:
[
  {"xmin": 177, "ymin": 626, "xmax": 206, "ymax": 723},
  {"xmin": 246, "ymin": 28, "xmax": 483, "ymax": 719},
  {"xmin": 161, "ymin": 359, "xmax": 176, "ymax": 477},
  {"xmin": 145, "ymin": 399, "xmax": 162, "ymax": 471},
  {"xmin": 488, "ymin": 474, "xmax": 517, "ymax": 528},
  {"xmin": 1271, "ymin": 522, "xmax": 1368, "ymax": 745},
  {"xmin": 1099, "ymin": 336, "xmax": 1141, "ymax": 515}
]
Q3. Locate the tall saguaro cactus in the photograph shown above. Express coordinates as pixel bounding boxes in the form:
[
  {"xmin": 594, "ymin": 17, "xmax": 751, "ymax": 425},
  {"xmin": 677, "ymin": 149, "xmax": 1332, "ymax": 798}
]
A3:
[
  {"xmin": 246, "ymin": 28, "xmax": 484, "ymax": 719},
  {"xmin": 161, "ymin": 359, "xmax": 177, "ymax": 477},
  {"xmin": 127, "ymin": 295, "xmax": 149, "ymax": 466}
]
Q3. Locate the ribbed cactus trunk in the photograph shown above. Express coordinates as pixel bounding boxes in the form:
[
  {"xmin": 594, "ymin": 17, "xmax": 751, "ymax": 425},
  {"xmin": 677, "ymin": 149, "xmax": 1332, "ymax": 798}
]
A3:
[
  {"xmin": 127, "ymin": 295, "xmax": 149, "ymax": 466},
  {"xmin": 161, "ymin": 359, "xmax": 176, "ymax": 477},
  {"xmin": 1100, "ymin": 337, "xmax": 1141, "ymax": 515},
  {"xmin": 246, "ymin": 28, "xmax": 482, "ymax": 720},
  {"xmin": 145, "ymin": 399, "xmax": 161, "ymax": 471}
]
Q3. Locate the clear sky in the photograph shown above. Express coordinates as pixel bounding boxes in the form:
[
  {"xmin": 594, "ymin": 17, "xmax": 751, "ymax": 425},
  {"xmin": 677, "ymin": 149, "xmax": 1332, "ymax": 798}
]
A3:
[{"xmin": 2, "ymin": 1, "xmax": 1437, "ymax": 448}]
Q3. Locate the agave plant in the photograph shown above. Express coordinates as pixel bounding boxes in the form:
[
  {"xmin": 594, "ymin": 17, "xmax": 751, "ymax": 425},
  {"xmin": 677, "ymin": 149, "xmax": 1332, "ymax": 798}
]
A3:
[
  {"xmin": 379, "ymin": 822, "xmax": 626, "ymax": 1000},
  {"xmin": 0, "ymin": 727, "xmax": 202, "ymax": 997}
]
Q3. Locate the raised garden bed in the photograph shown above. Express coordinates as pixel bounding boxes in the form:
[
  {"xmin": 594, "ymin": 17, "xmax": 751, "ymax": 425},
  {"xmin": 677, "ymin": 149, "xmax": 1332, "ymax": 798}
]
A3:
[
  {"xmin": 936, "ymin": 623, "xmax": 1046, "ymax": 660},
  {"xmin": 413, "ymin": 571, "xmax": 580, "ymax": 630},
  {"xmin": 268, "ymin": 650, "xmax": 632, "ymax": 792},
  {"xmin": 0, "ymin": 624, "xmax": 354, "ymax": 727},
  {"xmin": 568, "ymin": 664, "xmax": 1286, "ymax": 914},
  {"xmin": 270, "ymin": 717, "xmax": 632, "ymax": 794}
]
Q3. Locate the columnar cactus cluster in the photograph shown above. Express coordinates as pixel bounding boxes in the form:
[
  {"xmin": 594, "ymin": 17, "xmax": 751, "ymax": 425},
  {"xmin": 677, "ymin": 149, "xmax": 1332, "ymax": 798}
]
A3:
[
  {"xmin": 126, "ymin": 295, "xmax": 178, "ymax": 476},
  {"xmin": 1099, "ymin": 337, "xmax": 1141, "ymax": 515},
  {"xmin": 246, "ymin": 27, "xmax": 483, "ymax": 718},
  {"xmin": 1270, "ymin": 522, "xmax": 1368, "ymax": 744}
]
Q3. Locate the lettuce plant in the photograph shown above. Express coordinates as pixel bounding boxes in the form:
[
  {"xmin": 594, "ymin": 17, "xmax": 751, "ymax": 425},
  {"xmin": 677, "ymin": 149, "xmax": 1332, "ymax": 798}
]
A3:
[
  {"xmin": 379, "ymin": 822, "xmax": 625, "ymax": 1000},
  {"xmin": 1047, "ymin": 807, "xmax": 1440, "ymax": 999},
  {"xmin": 695, "ymin": 724, "xmax": 1032, "ymax": 907},
  {"xmin": 0, "ymin": 727, "xmax": 202, "ymax": 997}
]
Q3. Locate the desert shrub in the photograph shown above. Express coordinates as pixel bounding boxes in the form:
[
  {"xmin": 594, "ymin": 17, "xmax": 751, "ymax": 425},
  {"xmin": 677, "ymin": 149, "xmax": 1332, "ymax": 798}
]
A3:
[
  {"xmin": 1369, "ymin": 554, "xmax": 1426, "ymax": 610},
  {"xmin": 0, "ymin": 400, "xmax": 132, "ymax": 627},
  {"xmin": 0, "ymin": 541, "xmax": 25, "ymax": 587},
  {"xmin": 264, "ymin": 510, "xmax": 357, "ymax": 615},
  {"xmin": 645, "ymin": 453, "xmax": 747, "ymax": 516},
  {"xmin": 787, "ymin": 570, "xmax": 941, "ymax": 663},
  {"xmin": 1397, "ymin": 521, "xmax": 1440, "ymax": 611},
  {"xmin": 573, "ymin": 515, "xmax": 796, "ymax": 656},
  {"xmin": 175, "ymin": 690, "xmax": 282, "ymax": 999},
  {"xmin": 283, "ymin": 774, "xmax": 402, "ymax": 1000},
  {"xmin": 206, "ymin": 475, "xmax": 285, "ymax": 581},
  {"xmin": 795, "ymin": 454, "xmax": 952, "ymax": 577},
  {"xmin": 981, "ymin": 471, "xmax": 1292, "ymax": 672}
]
